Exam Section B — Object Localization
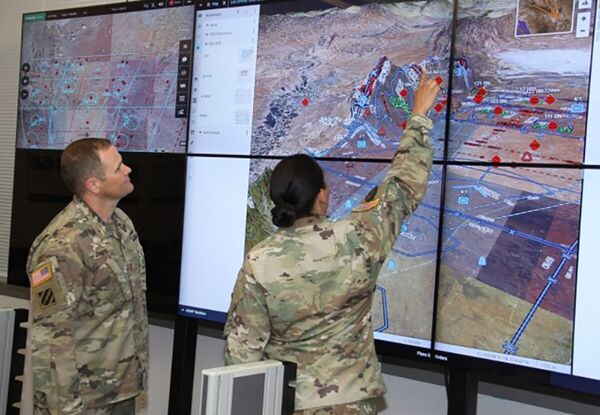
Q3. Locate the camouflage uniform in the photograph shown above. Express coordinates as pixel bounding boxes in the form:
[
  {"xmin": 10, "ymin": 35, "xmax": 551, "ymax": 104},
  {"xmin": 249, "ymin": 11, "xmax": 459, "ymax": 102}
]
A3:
[
  {"xmin": 224, "ymin": 113, "xmax": 433, "ymax": 412},
  {"xmin": 27, "ymin": 196, "xmax": 148, "ymax": 414},
  {"xmin": 293, "ymin": 398, "xmax": 377, "ymax": 415}
]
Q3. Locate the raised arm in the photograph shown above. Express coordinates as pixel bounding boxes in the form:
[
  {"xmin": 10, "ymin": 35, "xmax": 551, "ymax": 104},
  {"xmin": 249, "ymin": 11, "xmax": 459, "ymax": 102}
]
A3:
[{"xmin": 351, "ymin": 71, "xmax": 440, "ymax": 280}]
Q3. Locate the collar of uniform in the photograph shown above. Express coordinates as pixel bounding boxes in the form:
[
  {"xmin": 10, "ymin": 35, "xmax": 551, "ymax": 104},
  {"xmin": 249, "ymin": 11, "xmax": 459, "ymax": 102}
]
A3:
[
  {"xmin": 286, "ymin": 215, "xmax": 328, "ymax": 232},
  {"xmin": 71, "ymin": 196, "xmax": 128, "ymax": 239},
  {"xmin": 113, "ymin": 210, "xmax": 133, "ymax": 240}
]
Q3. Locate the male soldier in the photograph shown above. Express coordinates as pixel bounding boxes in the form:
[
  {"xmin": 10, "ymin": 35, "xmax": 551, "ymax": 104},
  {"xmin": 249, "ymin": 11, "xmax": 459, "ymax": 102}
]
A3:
[
  {"xmin": 224, "ymin": 72, "xmax": 440, "ymax": 413},
  {"xmin": 27, "ymin": 138, "xmax": 148, "ymax": 414}
]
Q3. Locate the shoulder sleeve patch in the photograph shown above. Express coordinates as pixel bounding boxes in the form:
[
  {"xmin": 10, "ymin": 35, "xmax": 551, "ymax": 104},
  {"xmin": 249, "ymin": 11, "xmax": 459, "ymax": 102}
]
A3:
[
  {"xmin": 352, "ymin": 197, "xmax": 380, "ymax": 213},
  {"xmin": 29, "ymin": 257, "xmax": 68, "ymax": 317}
]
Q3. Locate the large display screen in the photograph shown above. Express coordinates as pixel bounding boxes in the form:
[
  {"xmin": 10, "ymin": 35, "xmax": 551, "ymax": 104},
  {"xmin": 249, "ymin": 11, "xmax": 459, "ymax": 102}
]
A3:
[
  {"xmin": 180, "ymin": 154, "xmax": 443, "ymax": 349},
  {"xmin": 436, "ymin": 165, "xmax": 582, "ymax": 373},
  {"xmin": 448, "ymin": 0, "xmax": 596, "ymax": 165},
  {"xmin": 178, "ymin": 0, "xmax": 600, "ymax": 388},
  {"xmin": 187, "ymin": 0, "xmax": 452, "ymax": 160},
  {"xmin": 16, "ymin": 1, "xmax": 195, "ymax": 152},
  {"xmin": 9, "ymin": 1, "xmax": 193, "ymax": 314}
]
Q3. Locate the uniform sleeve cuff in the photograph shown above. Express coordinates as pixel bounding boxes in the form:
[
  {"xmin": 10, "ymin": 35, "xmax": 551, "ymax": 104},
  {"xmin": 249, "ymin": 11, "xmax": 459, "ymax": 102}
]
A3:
[{"xmin": 408, "ymin": 113, "xmax": 434, "ymax": 130}]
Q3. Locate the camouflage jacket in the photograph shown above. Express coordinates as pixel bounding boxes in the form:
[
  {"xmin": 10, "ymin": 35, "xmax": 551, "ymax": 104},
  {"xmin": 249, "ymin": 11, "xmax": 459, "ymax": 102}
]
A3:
[
  {"xmin": 224, "ymin": 114, "xmax": 433, "ymax": 410},
  {"xmin": 26, "ymin": 197, "xmax": 148, "ymax": 414}
]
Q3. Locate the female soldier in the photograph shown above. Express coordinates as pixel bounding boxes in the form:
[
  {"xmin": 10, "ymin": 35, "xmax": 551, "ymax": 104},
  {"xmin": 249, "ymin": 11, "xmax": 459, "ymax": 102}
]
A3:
[{"xmin": 225, "ymin": 72, "xmax": 440, "ymax": 414}]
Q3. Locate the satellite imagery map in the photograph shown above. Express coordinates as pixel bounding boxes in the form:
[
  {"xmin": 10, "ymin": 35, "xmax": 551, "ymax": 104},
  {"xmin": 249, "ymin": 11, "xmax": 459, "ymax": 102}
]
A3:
[
  {"xmin": 250, "ymin": 1, "xmax": 452, "ymax": 160},
  {"xmin": 437, "ymin": 165, "xmax": 581, "ymax": 365},
  {"xmin": 17, "ymin": 6, "xmax": 193, "ymax": 152},
  {"xmin": 434, "ymin": 0, "xmax": 595, "ymax": 366},
  {"xmin": 245, "ymin": 159, "xmax": 442, "ymax": 345},
  {"xmin": 449, "ymin": 0, "xmax": 593, "ymax": 165},
  {"xmin": 245, "ymin": 0, "xmax": 453, "ymax": 346}
]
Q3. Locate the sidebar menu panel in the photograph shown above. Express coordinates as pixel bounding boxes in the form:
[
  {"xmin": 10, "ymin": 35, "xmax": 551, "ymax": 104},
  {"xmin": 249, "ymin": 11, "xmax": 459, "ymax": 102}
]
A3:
[{"xmin": 188, "ymin": 5, "xmax": 260, "ymax": 155}]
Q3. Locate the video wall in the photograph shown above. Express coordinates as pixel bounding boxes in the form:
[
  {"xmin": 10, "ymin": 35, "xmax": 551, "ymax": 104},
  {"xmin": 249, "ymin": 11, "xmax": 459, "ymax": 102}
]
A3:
[{"xmin": 10, "ymin": 0, "xmax": 600, "ymax": 393}]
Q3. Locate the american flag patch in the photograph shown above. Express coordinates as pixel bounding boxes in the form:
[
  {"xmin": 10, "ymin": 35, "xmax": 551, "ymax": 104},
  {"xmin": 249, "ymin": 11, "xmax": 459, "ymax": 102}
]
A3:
[
  {"xmin": 31, "ymin": 262, "xmax": 53, "ymax": 287},
  {"xmin": 352, "ymin": 197, "xmax": 381, "ymax": 213}
]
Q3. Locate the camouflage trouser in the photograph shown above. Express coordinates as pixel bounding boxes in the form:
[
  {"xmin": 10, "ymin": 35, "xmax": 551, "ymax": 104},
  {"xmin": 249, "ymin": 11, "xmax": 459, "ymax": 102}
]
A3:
[
  {"xmin": 92, "ymin": 392, "xmax": 147, "ymax": 415},
  {"xmin": 293, "ymin": 399, "xmax": 378, "ymax": 415},
  {"xmin": 34, "ymin": 393, "xmax": 146, "ymax": 415},
  {"xmin": 33, "ymin": 397, "xmax": 135, "ymax": 415},
  {"xmin": 86, "ymin": 397, "xmax": 135, "ymax": 415}
]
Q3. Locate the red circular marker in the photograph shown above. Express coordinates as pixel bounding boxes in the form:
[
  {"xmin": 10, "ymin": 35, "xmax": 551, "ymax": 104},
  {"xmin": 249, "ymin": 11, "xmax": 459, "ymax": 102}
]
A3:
[
  {"xmin": 494, "ymin": 106, "xmax": 503, "ymax": 115},
  {"xmin": 474, "ymin": 95, "xmax": 483, "ymax": 104},
  {"xmin": 400, "ymin": 88, "xmax": 408, "ymax": 97},
  {"xmin": 401, "ymin": 120, "xmax": 407, "ymax": 129},
  {"xmin": 302, "ymin": 98, "xmax": 309, "ymax": 106},
  {"xmin": 530, "ymin": 140, "xmax": 540, "ymax": 151},
  {"xmin": 530, "ymin": 96, "xmax": 540, "ymax": 105},
  {"xmin": 478, "ymin": 87, "xmax": 487, "ymax": 96},
  {"xmin": 491, "ymin": 155, "xmax": 501, "ymax": 164},
  {"xmin": 545, "ymin": 95, "xmax": 555, "ymax": 105},
  {"xmin": 434, "ymin": 103, "xmax": 444, "ymax": 113},
  {"xmin": 435, "ymin": 76, "xmax": 443, "ymax": 85},
  {"xmin": 548, "ymin": 120, "xmax": 558, "ymax": 131},
  {"xmin": 378, "ymin": 126, "xmax": 386, "ymax": 136},
  {"xmin": 364, "ymin": 107, "xmax": 371, "ymax": 116}
]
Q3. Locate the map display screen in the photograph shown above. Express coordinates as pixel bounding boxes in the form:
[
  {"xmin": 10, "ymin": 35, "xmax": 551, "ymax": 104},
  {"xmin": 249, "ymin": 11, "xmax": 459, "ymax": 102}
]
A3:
[
  {"xmin": 180, "ymin": 154, "xmax": 441, "ymax": 350},
  {"xmin": 249, "ymin": 0, "xmax": 451, "ymax": 160},
  {"xmin": 245, "ymin": 160, "xmax": 443, "ymax": 348},
  {"xmin": 436, "ymin": 165, "xmax": 582, "ymax": 373},
  {"xmin": 448, "ymin": 0, "xmax": 595, "ymax": 164},
  {"xmin": 17, "ymin": 2, "xmax": 194, "ymax": 152},
  {"xmin": 187, "ymin": 0, "xmax": 452, "ymax": 159}
]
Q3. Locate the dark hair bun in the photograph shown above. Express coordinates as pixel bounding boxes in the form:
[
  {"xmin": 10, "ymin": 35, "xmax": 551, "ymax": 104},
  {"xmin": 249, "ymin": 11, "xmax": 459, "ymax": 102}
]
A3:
[
  {"xmin": 271, "ymin": 203, "xmax": 296, "ymax": 227},
  {"xmin": 269, "ymin": 154, "xmax": 325, "ymax": 227}
]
